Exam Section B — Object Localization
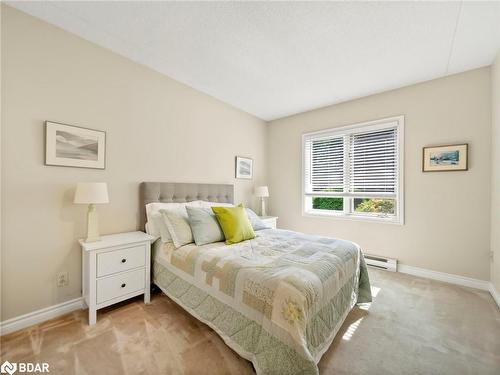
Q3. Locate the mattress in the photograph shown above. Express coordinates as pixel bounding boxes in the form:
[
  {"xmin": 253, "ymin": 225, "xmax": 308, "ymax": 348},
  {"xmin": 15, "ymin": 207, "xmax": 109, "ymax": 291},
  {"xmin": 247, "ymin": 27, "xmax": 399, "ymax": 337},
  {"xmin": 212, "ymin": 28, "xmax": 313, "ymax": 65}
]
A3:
[{"xmin": 152, "ymin": 229, "xmax": 371, "ymax": 375}]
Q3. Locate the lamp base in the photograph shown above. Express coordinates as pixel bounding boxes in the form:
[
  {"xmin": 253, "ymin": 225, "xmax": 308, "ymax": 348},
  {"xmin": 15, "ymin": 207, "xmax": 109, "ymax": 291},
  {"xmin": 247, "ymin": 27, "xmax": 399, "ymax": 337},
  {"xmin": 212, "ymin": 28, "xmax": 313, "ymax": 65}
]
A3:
[
  {"xmin": 261, "ymin": 198, "xmax": 267, "ymax": 217},
  {"xmin": 85, "ymin": 204, "xmax": 101, "ymax": 242}
]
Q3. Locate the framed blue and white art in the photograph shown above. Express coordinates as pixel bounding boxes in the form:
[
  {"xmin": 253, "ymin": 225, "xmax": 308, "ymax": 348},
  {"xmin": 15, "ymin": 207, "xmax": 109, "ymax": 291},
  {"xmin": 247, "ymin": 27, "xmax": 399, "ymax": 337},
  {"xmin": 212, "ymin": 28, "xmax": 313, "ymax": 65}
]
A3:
[
  {"xmin": 422, "ymin": 143, "xmax": 468, "ymax": 172},
  {"xmin": 235, "ymin": 156, "xmax": 253, "ymax": 179}
]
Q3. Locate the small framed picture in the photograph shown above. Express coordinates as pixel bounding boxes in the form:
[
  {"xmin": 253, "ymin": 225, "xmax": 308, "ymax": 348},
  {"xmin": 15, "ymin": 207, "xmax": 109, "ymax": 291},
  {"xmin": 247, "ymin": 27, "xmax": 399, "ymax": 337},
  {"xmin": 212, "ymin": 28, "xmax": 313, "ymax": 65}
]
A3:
[
  {"xmin": 422, "ymin": 144, "xmax": 468, "ymax": 172},
  {"xmin": 235, "ymin": 156, "xmax": 253, "ymax": 179},
  {"xmin": 45, "ymin": 121, "xmax": 106, "ymax": 169}
]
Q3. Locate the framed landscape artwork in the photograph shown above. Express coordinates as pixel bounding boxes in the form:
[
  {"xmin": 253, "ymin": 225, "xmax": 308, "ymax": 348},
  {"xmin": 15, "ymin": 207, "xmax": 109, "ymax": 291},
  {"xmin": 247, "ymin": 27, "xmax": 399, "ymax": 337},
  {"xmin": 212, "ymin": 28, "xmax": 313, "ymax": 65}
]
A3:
[
  {"xmin": 422, "ymin": 144, "xmax": 468, "ymax": 172},
  {"xmin": 45, "ymin": 121, "xmax": 106, "ymax": 169},
  {"xmin": 235, "ymin": 156, "xmax": 253, "ymax": 179}
]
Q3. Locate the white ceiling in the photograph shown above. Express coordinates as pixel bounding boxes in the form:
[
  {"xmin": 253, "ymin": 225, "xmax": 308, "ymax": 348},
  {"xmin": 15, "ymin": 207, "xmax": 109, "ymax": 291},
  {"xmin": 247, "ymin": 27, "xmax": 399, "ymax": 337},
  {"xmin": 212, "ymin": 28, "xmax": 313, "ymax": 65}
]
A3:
[{"xmin": 7, "ymin": 1, "xmax": 500, "ymax": 121}]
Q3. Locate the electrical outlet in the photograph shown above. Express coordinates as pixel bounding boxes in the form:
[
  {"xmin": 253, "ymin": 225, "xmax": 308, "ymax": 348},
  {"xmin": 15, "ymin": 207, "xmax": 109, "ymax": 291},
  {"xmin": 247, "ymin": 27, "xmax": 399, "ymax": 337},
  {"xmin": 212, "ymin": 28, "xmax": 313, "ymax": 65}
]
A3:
[{"xmin": 56, "ymin": 271, "xmax": 69, "ymax": 287}]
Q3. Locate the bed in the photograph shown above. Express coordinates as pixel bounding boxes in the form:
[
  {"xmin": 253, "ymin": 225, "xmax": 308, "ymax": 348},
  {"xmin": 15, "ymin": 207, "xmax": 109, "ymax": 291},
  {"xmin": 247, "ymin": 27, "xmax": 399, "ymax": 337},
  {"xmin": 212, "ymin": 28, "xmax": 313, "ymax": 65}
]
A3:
[{"xmin": 141, "ymin": 182, "xmax": 372, "ymax": 375}]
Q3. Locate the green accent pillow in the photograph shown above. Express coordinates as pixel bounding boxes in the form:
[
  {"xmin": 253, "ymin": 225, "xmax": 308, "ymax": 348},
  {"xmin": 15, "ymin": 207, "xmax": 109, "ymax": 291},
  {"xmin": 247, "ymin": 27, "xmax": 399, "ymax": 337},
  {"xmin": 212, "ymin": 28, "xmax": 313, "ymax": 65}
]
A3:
[{"xmin": 211, "ymin": 204, "xmax": 255, "ymax": 244}]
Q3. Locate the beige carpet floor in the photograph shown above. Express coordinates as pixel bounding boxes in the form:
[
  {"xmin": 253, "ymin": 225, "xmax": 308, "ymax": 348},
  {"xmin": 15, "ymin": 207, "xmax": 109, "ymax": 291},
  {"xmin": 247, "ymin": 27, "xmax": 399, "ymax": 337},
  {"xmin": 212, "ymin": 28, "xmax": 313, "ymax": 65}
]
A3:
[{"xmin": 2, "ymin": 269, "xmax": 499, "ymax": 374}]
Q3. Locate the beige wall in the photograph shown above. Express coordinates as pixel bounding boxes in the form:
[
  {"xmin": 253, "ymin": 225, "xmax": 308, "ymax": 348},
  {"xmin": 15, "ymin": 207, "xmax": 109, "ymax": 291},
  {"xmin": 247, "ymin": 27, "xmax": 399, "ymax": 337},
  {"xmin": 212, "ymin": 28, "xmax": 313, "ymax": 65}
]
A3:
[
  {"xmin": 491, "ymin": 52, "xmax": 500, "ymax": 293},
  {"xmin": 1, "ymin": 6, "xmax": 267, "ymax": 320},
  {"xmin": 1, "ymin": 4, "xmax": 497, "ymax": 322},
  {"xmin": 268, "ymin": 68, "xmax": 492, "ymax": 281}
]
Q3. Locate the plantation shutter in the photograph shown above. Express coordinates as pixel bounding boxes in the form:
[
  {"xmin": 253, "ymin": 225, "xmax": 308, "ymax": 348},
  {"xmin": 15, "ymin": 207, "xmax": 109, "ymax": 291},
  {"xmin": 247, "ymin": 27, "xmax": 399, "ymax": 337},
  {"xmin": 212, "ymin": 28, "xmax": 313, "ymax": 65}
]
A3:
[
  {"xmin": 304, "ymin": 122, "xmax": 399, "ymax": 198},
  {"xmin": 349, "ymin": 128, "xmax": 398, "ymax": 197}
]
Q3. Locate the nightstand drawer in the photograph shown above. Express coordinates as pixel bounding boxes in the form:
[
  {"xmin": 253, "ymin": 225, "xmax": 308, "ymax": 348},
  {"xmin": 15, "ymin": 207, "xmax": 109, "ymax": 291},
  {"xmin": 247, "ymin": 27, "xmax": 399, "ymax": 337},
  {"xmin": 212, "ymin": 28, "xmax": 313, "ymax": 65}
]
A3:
[
  {"xmin": 97, "ymin": 245, "xmax": 146, "ymax": 277},
  {"xmin": 96, "ymin": 268, "xmax": 145, "ymax": 304}
]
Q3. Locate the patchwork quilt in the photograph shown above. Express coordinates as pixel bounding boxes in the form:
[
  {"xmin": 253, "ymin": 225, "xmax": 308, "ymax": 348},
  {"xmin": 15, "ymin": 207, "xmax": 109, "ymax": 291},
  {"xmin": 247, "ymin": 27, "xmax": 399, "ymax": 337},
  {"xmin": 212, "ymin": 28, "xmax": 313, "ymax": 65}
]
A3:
[{"xmin": 153, "ymin": 229, "xmax": 372, "ymax": 375}]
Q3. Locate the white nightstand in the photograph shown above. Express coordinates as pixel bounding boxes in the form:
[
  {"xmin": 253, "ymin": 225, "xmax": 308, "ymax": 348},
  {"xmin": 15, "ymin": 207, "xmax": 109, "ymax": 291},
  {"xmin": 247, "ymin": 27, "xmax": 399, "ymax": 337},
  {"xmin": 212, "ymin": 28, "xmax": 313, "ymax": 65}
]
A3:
[
  {"xmin": 80, "ymin": 231, "xmax": 154, "ymax": 325},
  {"xmin": 260, "ymin": 216, "xmax": 278, "ymax": 229}
]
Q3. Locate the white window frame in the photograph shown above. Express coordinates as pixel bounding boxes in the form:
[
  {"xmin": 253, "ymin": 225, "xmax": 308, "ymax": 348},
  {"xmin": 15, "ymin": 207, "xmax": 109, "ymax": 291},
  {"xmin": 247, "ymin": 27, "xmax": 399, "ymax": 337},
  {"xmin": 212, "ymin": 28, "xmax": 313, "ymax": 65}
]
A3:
[{"xmin": 302, "ymin": 115, "xmax": 404, "ymax": 224}]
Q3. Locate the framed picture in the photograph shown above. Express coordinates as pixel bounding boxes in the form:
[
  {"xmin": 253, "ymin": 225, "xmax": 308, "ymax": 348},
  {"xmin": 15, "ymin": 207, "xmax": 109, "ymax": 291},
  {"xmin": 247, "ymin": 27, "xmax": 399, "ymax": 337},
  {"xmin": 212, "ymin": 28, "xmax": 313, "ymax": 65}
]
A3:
[
  {"xmin": 45, "ymin": 121, "xmax": 106, "ymax": 169},
  {"xmin": 235, "ymin": 156, "xmax": 253, "ymax": 179},
  {"xmin": 422, "ymin": 144, "xmax": 468, "ymax": 172}
]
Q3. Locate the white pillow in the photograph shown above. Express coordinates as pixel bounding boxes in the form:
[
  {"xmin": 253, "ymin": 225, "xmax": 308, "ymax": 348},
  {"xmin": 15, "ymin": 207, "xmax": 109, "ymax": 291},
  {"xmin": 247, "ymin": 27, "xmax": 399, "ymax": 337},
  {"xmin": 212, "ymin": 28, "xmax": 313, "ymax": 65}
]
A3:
[
  {"xmin": 160, "ymin": 207, "xmax": 193, "ymax": 248},
  {"xmin": 145, "ymin": 201, "xmax": 203, "ymax": 239},
  {"xmin": 151, "ymin": 213, "xmax": 172, "ymax": 242},
  {"xmin": 145, "ymin": 222, "xmax": 160, "ymax": 242}
]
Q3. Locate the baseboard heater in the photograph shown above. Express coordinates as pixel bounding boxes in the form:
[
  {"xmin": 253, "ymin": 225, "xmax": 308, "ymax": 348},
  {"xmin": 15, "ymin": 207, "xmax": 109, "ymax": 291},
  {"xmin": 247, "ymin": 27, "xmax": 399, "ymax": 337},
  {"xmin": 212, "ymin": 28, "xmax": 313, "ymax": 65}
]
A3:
[{"xmin": 364, "ymin": 254, "xmax": 397, "ymax": 272}]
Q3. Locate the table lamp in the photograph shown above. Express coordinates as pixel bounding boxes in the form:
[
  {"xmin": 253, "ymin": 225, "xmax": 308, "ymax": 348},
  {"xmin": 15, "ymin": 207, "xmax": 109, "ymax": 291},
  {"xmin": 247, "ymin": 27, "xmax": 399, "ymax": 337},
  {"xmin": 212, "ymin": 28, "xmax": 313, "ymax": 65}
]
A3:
[
  {"xmin": 255, "ymin": 186, "xmax": 269, "ymax": 217},
  {"xmin": 74, "ymin": 182, "xmax": 109, "ymax": 242}
]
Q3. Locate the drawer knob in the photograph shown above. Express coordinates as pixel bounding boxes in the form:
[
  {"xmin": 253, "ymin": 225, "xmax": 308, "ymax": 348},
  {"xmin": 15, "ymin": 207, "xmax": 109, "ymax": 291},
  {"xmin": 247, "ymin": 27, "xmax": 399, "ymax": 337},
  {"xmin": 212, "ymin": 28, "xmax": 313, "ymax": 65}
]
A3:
[
  {"xmin": 121, "ymin": 283, "xmax": 126, "ymax": 288},
  {"xmin": 121, "ymin": 258, "xmax": 127, "ymax": 263}
]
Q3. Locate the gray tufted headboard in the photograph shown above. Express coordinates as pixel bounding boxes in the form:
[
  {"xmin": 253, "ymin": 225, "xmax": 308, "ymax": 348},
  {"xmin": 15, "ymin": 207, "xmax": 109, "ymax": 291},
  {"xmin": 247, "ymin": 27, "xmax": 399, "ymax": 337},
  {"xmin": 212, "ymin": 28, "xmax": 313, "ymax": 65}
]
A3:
[{"xmin": 139, "ymin": 182, "xmax": 234, "ymax": 230}]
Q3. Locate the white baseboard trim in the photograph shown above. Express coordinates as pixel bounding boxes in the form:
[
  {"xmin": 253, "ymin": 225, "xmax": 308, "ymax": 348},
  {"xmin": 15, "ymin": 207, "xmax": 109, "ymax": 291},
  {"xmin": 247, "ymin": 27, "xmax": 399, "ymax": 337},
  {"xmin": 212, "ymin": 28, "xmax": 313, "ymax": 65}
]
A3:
[
  {"xmin": 0, "ymin": 297, "xmax": 85, "ymax": 336},
  {"xmin": 398, "ymin": 264, "xmax": 500, "ymax": 308},
  {"xmin": 398, "ymin": 264, "xmax": 490, "ymax": 290},
  {"xmin": 488, "ymin": 283, "xmax": 500, "ymax": 309}
]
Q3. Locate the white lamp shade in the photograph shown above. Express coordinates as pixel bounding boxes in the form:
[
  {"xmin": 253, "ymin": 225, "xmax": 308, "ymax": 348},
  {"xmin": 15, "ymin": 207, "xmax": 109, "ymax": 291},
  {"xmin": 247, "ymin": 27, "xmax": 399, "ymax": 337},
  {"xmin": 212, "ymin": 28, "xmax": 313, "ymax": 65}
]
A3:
[
  {"xmin": 255, "ymin": 186, "xmax": 269, "ymax": 198},
  {"xmin": 74, "ymin": 183, "xmax": 109, "ymax": 204}
]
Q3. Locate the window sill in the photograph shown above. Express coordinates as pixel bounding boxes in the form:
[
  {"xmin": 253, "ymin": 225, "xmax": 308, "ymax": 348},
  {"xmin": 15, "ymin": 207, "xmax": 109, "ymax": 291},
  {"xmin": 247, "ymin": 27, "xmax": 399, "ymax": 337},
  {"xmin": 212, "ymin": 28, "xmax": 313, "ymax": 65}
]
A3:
[{"xmin": 303, "ymin": 209, "xmax": 403, "ymax": 225}]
